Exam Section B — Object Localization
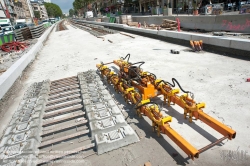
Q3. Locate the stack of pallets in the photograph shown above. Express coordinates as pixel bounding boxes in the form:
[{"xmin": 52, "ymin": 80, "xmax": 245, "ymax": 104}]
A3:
[
  {"xmin": 119, "ymin": 15, "xmax": 133, "ymax": 24},
  {"xmin": 29, "ymin": 24, "xmax": 45, "ymax": 39},
  {"xmin": 14, "ymin": 27, "xmax": 32, "ymax": 41}
]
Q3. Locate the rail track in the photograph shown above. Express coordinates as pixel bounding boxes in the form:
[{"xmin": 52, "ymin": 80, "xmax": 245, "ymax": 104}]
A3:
[
  {"xmin": 0, "ymin": 70, "xmax": 139, "ymax": 165},
  {"xmin": 69, "ymin": 20, "xmax": 118, "ymax": 37},
  {"xmin": 57, "ymin": 20, "xmax": 68, "ymax": 31}
]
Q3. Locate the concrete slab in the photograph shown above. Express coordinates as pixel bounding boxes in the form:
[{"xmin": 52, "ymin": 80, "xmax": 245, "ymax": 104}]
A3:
[
  {"xmin": 95, "ymin": 125, "xmax": 140, "ymax": 155},
  {"xmin": 89, "ymin": 114, "xmax": 127, "ymax": 139}
]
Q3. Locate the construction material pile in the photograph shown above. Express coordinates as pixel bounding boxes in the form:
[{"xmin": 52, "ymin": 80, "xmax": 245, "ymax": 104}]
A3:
[
  {"xmin": 14, "ymin": 27, "xmax": 32, "ymax": 41},
  {"xmin": 120, "ymin": 15, "xmax": 132, "ymax": 24},
  {"xmin": 29, "ymin": 24, "xmax": 46, "ymax": 39},
  {"xmin": 160, "ymin": 19, "xmax": 178, "ymax": 30},
  {"xmin": 1, "ymin": 41, "xmax": 29, "ymax": 52}
]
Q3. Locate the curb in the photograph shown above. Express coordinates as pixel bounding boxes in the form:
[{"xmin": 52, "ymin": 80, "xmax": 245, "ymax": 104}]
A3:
[{"xmin": 0, "ymin": 24, "xmax": 55, "ymax": 100}]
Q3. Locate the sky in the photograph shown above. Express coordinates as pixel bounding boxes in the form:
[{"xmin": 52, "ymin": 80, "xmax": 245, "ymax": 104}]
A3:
[{"xmin": 51, "ymin": 0, "xmax": 74, "ymax": 14}]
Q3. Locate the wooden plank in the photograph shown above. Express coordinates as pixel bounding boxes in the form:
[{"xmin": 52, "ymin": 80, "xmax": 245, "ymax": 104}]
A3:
[
  {"xmin": 48, "ymin": 89, "xmax": 80, "ymax": 100},
  {"xmin": 39, "ymin": 130, "xmax": 89, "ymax": 147},
  {"xmin": 42, "ymin": 112, "xmax": 85, "ymax": 126},
  {"xmin": 43, "ymin": 104, "xmax": 83, "ymax": 119},
  {"xmin": 45, "ymin": 99, "xmax": 82, "ymax": 112},
  {"xmin": 50, "ymin": 82, "xmax": 79, "ymax": 90},
  {"xmin": 51, "ymin": 79, "xmax": 79, "ymax": 87},
  {"xmin": 49, "ymin": 85, "xmax": 79, "ymax": 95},
  {"xmin": 51, "ymin": 76, "xmax": 77, "ymax": 83},
  {"xmin": 46, "ymin": 94, "xmax": 81, "ymax": 105},
  {"xmin": 37, "ymin": 143, "xmax": 95, "ymax": 164},
  {"xmin": 41, "ymin": 120, "xmax": 88, "ymax": 136}
]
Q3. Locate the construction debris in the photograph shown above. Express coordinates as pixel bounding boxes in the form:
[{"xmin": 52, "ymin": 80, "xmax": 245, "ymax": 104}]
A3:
[
  {"xmin": 1, "ymin": 41, "xmax": 29, "ymax": 52},
  {"xmin": 127, "ymin": 22, "xmax": 138, "ymax": 27},
  {"xmin": 161, "ymin": 19, "xmax": 178, "ymax": 30},
  {"xmin": 170, "ymin": 49, "xmax": 180, "ymax": 54},
  {"xmin": 97, "ymin": 36, "xmax": 105, "ymax": 41},
  {"xmin": 120, "ymin": 32, "xmax": 135, "ymax": 39}
]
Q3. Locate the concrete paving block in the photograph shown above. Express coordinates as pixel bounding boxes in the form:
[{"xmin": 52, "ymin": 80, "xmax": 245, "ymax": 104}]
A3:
[
  {"xmin": 4, "ymin": 128, "xmax": 41, "ymax": 146},
  {"xmin": 86, "ymin": 103, "xmax": 122, "ymax": 122},
  {"xmin": 0, "ymin": 154, "xmax": 37, "ymax": 166},
  {"xmin": 85, "ymin": 99, "xmax": 120, "ymax": 113},
  {"xmin": 1, "ymin": 139, "xmax": 39, "ymax": 160},
  {"xmin": 209, "ymin": 36, "xmax": 231, "ymax": 48},
  {"xmin": 11, "ymin": 119, "xmax": 42, "ymax": 134},
  {"xmin": 230, "ymin": 38, "xmax": 250, "ymax": 51},
  {"xmin": 89, "ymin": 115, "xmax": 127, "ymax": 139},
  {"xmin": 176, "ymin": 32, "xmax": 192, "ymax": 41},
  {"xmin": 82, "ymin": 95, "xmax": 112, "ymax": 106},
  {"xmin": 95, "ymin": 125, "xmax": 139, "ymax": 155}
]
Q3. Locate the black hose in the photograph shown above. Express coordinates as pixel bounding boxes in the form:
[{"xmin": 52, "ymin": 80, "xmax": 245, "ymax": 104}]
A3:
[
  {"xmin": 135, "ymin": 101, "xmax": 159, "ymax": 109},
  {"xmin": 156, "ymin": 78, "xmax": 190, "ymax": 94},
  {"xmin": 127, "ymin": 67, "xmax": 142, "ymax": 82},
  {"xmin": 143, "ymin": 72, "xmax": 157, "ymax": 80},
  {"xmin": 129, "ymin": 61, "xmax": 145, "ymax": 69},
  {"xmin": 121, "ymin": 54, "xmax": 130, "ymax": 62}
]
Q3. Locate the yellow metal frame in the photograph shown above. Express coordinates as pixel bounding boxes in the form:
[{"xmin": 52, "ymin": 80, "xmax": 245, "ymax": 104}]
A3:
[{"xmin": 96, "ymin": 57, "xmax": 236, "ymax": 159}]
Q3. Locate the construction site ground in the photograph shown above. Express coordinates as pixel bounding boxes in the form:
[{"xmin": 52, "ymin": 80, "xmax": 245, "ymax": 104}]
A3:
[{"xmin": 0, "ymin": 23, "xmax": 250, "ymax": 166}]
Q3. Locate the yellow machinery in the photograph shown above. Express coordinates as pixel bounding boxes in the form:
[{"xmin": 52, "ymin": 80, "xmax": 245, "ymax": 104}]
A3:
[{"xmin": 96, "ymin": 54, "xmax": 236, "ymax": 160}]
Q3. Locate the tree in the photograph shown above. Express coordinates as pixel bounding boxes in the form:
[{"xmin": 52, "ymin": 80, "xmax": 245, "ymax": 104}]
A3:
[
  {"xmin": 73, "ymin": 0, "xmax": 96, "ymax": 16},
  {"xmin": 34, "ymin": 11, "xmax": 40, "ymax": 19},
  {"xmin": 44, "ymin": 2, "xmax": 63, "ymax": 18},
  {"xmin": 69, "ymin": 9, "xmax": 74, "ymax": 17}
]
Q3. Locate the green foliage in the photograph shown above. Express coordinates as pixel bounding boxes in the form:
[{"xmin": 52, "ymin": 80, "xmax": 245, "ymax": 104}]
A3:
[
  {"xmin": 73, "ymin": 0, "xmax": 83, "ymax": 10},
  {"xmin": 44, "ymin": 2, "xmax": 63, "ymax": 18},
  {"xmin": 34, "ymin": 11, "xmax": 40, "ymax": 19},
  {"xmin": 73, "ymin": 0, "xmax": 95, "ymax": 11},
  {"xmin": 69, "ymin": 9, "xmax": 74, "ymax": 17}
]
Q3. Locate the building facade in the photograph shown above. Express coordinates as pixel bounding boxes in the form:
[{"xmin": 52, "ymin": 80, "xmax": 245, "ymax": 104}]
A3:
[
  {"xmin": 14, "ymin": 0, "xmax": 26, "ymax": 19},
  {"xmin": 0, "ymin": 0, "xmax": 7, "ymax": 18},
  {"xmin": 31, "ymin": 0, "xmax": 48, "ymax": 19}
]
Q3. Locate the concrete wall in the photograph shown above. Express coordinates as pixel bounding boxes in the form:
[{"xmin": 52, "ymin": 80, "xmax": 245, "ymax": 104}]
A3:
[
  {"xmin": 0, "ymin": 24, "xmax": 55, "ymax": 100},
  {"xmin": 132, "ymin": 14, "xmax": 250, "ymax": 33}
]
